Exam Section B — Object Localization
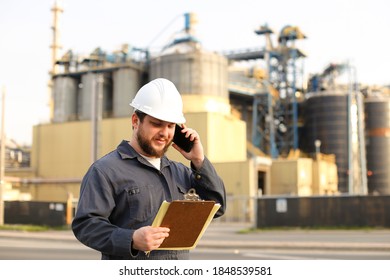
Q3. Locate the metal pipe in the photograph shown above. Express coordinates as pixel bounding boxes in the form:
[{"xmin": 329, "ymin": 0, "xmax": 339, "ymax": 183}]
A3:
[
  {"xmin": 5, "ymin": 176, "xmax": 82, "ymax": 184},
  {"xmin": 0, "ymin": 86, "xmax": 5, "ymax": 225},
  {"xmin": 356, "ymin": 88, "xmax": 368, "ymax": 194},
  {"xmin": 347, "ymin": 66, "xmax": 353, "ymax": 194},
  {"xmin": 50, "ymin": 0, "xmax": 63, "ymax": 76}
]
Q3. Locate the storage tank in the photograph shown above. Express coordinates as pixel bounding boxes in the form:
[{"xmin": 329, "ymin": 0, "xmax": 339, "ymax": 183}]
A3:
[
  {"xmin": 301, "ymin": 92, "xmax": 349, "ymax": 193},
  {"xmin": 149, "ymin": 42, "xmax": 230, "ymax": 114},
  {"xmin": 52, "ymin": 76, "xmax": 78, "ymax": 122},
  {"xmin": 78, "ymin": 72, "xmax": 112, "ymax": 120},
  {"xmin": 364, "ymin": 96, "xmax": 390, "ymax": 194},
  {"xmin": 112, "ymin": 67, "xmax": 142, "ymax": 117}
]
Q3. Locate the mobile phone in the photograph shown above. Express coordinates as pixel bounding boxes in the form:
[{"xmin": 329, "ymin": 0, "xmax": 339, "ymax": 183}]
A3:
[{"xmin": 173, "ymin": 124, "xmax": 194, "ymax": 152}]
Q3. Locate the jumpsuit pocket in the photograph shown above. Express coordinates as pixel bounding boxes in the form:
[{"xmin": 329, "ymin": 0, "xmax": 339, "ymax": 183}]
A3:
[
  {"xmin": 124, "ymin": 184, "xmax": 166, "ymax": 225},
  {"xmin": 124, "ymin": 185, "xmax": 154, "ymax": 225}
]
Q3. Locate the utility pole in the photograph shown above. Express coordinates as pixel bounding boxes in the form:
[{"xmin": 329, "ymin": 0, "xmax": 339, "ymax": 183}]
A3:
[
  {"xmin": 0, "ymin": 86, "xmax": 6, "ymax": 225},
  {"xmin": 91, "ymin": 74, "xmax": 103, "ymax": 163}
]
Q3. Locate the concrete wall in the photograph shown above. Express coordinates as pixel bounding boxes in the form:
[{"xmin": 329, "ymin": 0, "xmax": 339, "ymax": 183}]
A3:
[
  {"xmin": 312, "ymin": 159, "xmax": 338, "ymax": 195},
  {"xmin": 270, "ymin": 158, "xmax": 313, "ymax": 196},
  {"xmin": 214, "ymin": 159, "xmax": 256, "ymax": 222}
]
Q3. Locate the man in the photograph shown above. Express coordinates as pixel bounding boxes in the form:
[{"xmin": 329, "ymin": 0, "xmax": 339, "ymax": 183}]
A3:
[{"xmin": 72, "ymin": 78, "xmax": 226, "ymax": 260}]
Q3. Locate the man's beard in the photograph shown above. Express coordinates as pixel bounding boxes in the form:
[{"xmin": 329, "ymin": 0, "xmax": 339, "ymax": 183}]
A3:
[{"xmin": 136, "ymin": 126, "xmax": 171, "ymax": 158}]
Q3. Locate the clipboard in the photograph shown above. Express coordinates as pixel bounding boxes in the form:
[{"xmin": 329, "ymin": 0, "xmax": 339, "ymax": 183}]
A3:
[{"xmin": 150, "ymin": 189, "xmax": 221, "ymax": 251}]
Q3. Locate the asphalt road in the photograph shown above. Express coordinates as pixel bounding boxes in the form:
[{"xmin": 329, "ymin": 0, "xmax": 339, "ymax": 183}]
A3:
[
  {"xmin": 0, "ymin": 222, "xmax": 390, "ymax": 260},
  {"xmin": 1, "ymin": 236, "xmax": 390, "ymax": 260}
]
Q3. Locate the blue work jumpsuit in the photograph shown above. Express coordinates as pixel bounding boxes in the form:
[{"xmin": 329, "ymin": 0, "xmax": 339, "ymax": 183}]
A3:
[{"xmin": 72, "ymin": 140, "xmax": 226, "ymax": 260}]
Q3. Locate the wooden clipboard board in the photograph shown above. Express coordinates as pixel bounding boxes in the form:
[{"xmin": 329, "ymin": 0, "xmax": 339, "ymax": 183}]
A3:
[{"xmin": 150, "ymin": 189, "xmax": 221, "ymax": 251}]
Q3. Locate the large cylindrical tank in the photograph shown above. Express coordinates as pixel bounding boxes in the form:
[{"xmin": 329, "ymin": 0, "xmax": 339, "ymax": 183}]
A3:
[
  {"xmin": 78, "ymin": 72, "xmax": 112, "ymax": 120},
  {"xmin": 364, "ymin": 96, "xmax": 390, "ymax": 194},
  {"xmin": 52, "ymin": 76, "xmax": 78, "ymax": 122},
  {"xmin": 112, "ymin": 67, "xmax": 142, "ymax": 117},
  {"xmin": 301, "ymin": 92, "xmax": 349, "ymax": 193},
  {"xmin": 149, "ymin": 43, "xmax": 230, "ymax": 114}
]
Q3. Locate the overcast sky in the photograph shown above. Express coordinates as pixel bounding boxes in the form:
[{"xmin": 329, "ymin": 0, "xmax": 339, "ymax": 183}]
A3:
[{"xmin": 1, "ymin": 0, "xmax": 389, "ymax": 145}]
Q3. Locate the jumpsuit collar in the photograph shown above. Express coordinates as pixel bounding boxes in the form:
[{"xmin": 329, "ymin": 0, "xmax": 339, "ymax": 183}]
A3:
[{"xmin": 117, "ymin": 140, "xmax": 171, "ymax": 169}]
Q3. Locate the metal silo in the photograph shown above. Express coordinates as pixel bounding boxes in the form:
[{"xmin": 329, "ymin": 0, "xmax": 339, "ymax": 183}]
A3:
[
  {"xmin": 112, "ymin": 67, "xmax": 142, "ymax": 118},
  {"xmin": 301, "ymin": 92, "xmax": 349, "ymax": 193},
  {"xmin": 52, "ymin": 76, "xmax": 78, "ymax": 122},
  {"xmin": 78, "ymin": 72, "xmax": 112, "ymax": 120},
  {"xmin": 364, "ymin": 96, "xmax": 390, "ymax": 194},
  {"xmin": 149, "ymin": 43, "xmax": 229, "ymax": 114}
]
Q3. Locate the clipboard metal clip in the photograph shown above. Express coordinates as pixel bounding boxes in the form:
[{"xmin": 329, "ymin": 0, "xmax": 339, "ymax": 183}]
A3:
[{"xmin": 184, "ymin": 188, "xmax": 202, "ymax": 201}]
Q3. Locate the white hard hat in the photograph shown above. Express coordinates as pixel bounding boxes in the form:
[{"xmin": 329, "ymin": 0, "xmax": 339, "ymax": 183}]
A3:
[{"xmin": 130, "ymin": 78, "xmax": 186, "ymax": 124}]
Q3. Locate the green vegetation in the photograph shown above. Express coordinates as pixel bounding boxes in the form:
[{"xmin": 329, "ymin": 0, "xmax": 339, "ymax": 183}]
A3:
[{"xmin": 237, "ymin": 225, "xmax": 389, "ymax": 234}]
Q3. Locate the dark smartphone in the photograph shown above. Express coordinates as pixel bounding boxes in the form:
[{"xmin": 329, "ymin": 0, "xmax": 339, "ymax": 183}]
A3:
[{"xmin": 173, "ymin": 124, "xmax": 194, "ymax": 152}]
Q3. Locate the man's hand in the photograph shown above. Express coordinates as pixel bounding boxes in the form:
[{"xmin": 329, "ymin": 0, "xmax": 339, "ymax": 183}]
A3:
[
  {"xmin": 132, "ymin": 226, "xmax": 170, "ymax": 251},
  {"xmin": 172, "ymin": 125, "xmax": 205, "ymax": 169}
]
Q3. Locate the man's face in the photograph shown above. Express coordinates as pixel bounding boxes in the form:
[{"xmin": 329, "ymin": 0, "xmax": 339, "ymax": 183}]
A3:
[{"xmin": 135, "ymin": 114, "xmax": 175, "ymax": 158}]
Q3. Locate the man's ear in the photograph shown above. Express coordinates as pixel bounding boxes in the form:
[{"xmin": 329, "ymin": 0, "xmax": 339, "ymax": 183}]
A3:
[{"xmin": 131, "ymin": 113, "xmax": 139, "ymax": 129}]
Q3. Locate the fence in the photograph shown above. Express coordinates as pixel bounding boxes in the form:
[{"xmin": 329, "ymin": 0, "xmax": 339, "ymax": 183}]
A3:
[
  {"xmin": 255, "ymin": 195, "xmax": 390, "ymax": 228},
  {"xmin": 8, "ymin": 195, "xmax": 387, "ymax": 228},
  {"xmin": 4, "ymin": 201, "xmax": 67, "ymax": 227}
]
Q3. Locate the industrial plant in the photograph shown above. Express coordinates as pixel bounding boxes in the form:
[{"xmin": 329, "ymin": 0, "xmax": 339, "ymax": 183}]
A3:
[{"xmin": 2, "ymin": 1, "xmax": 390, "ymax": 227}]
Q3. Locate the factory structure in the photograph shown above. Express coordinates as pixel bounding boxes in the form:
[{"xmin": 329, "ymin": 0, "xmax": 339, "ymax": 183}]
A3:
[{"xmin": 3, "ymin": 2, "xmax": 390, "ymax": 224}]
